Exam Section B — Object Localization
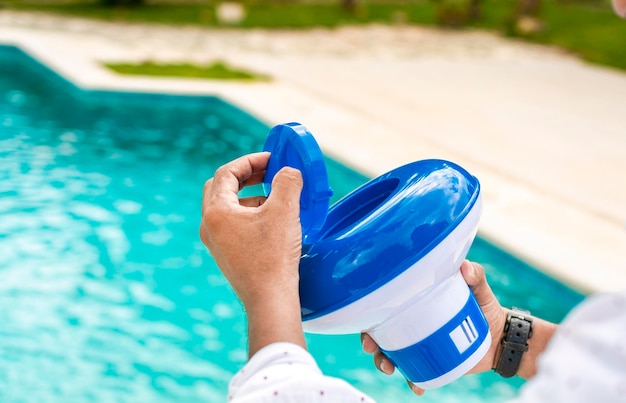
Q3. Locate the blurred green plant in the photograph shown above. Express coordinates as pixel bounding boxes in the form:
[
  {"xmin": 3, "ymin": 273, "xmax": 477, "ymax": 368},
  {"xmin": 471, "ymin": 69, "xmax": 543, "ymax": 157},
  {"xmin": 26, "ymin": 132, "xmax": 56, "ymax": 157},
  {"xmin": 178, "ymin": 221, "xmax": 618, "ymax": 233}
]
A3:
[
  {"xmin": 2, "ymin": 0, "xmax": 438, "ymax": 27},
  {"xmin": 5, "ymin": 0, "xmax": 626, "ymax": 71},
  {"xmin": 104, "ymin": 60, "xmax": 271, "ymax": 81}
]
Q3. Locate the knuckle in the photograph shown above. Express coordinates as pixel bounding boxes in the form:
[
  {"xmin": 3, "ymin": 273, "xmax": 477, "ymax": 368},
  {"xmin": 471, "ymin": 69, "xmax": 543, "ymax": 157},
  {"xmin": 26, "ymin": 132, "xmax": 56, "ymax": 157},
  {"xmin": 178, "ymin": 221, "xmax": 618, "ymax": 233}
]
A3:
[
  {"xmin": 202, "ymin": 206, "xmax": 222, "ymax": 229},
  {"xmin": 213, "ymin": 165, "xmax": 227, "ymax": 179},
  {"xmin": 203, "ymin": 178, "xmax": 214, "ymax": 192}
]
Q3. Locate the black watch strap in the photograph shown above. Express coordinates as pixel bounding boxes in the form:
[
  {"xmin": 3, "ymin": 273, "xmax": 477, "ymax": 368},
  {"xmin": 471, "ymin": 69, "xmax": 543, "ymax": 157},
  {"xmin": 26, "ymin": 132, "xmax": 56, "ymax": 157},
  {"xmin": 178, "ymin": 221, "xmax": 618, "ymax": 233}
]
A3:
[{"xmin": 494, "ymin": 308, "xmax": 533, "ymax": 378}]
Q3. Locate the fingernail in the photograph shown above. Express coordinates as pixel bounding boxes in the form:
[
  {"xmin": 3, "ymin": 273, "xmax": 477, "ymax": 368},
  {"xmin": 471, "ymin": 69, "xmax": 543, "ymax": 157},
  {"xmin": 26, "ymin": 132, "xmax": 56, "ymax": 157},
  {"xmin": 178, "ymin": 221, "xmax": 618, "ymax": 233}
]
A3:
[
  {"xmin": 467, "ymin": 261, "xmax": 477, "ymax": 275},
  {"xmin": 409, "ymin": 383, "xmax": 425, "ymax": 396}
]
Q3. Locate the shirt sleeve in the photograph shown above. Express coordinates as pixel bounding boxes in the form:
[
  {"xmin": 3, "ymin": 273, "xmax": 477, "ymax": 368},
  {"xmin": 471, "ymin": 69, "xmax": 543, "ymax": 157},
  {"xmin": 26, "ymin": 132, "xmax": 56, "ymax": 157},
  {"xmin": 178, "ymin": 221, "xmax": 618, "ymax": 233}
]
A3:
[
  {"xmin": 509, "ymin": 291, "xmax": 626, "ymax": 402},
  {"xmin": 228, "ymin": 342, "xmax": 376, "ymax": 403}
]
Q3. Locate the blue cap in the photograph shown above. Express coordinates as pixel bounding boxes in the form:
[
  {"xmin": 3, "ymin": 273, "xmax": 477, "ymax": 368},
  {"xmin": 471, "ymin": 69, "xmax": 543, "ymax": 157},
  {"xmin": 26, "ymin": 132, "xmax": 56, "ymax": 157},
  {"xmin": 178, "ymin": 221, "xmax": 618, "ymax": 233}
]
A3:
[{"xmin": 263, "ymin": 123, "xmax": 333, "ymax": 244}]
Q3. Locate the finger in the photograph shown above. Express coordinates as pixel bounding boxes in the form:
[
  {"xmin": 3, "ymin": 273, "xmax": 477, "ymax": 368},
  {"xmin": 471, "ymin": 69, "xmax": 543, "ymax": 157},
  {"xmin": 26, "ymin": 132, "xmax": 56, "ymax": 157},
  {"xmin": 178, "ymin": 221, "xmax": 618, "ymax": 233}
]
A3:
[
  {"xmin": 375, "ymin": 352, "xmax": 395, "ymax": 375},
  {"xmin": 241, "ymin": 170, "xmax": 266, "ymax": 189},
  {"xmin": 407, "ymin": 381, "xmax": 425, "ymax": 396},
  {"xmin": 264, "ymin": 167, "xmax": 303, "ymax": 214},
  {"xmin": 460, "ymin": 260, "xmax": 496, "ymax": 305},
  {"xmin": 203, "ymin": 153, "xmax": 270, "ymax": 213},
  {"xmin": 211, "ymin": 152, "xmax": 271, "ymax": 200},
  {"xmin": 361, "ymin": 333, "xmax": 378, "ymax": 354},
  {"xmin": 239, "ymin": 196, "xmax": 267, "ymax": 208},
  {"xmin": 361, "ymin": 334, "xmax": 395, "ymax": 375}
]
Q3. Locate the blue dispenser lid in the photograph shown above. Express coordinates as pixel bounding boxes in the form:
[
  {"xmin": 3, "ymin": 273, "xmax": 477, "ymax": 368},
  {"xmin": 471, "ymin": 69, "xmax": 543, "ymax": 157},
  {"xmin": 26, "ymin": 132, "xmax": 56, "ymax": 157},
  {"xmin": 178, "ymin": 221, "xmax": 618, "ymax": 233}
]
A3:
[{"xmin": 263, "ymin": 123, "xmax": 333, "ymax": 244}]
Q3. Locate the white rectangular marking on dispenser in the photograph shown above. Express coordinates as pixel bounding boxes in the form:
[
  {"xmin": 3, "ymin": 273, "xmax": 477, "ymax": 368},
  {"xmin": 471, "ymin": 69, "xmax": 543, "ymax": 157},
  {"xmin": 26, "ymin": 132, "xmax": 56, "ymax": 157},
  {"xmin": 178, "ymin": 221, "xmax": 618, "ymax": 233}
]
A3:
[{"xmin": 449, "ymin": 316, "xmax": 478, "ymax": 353}]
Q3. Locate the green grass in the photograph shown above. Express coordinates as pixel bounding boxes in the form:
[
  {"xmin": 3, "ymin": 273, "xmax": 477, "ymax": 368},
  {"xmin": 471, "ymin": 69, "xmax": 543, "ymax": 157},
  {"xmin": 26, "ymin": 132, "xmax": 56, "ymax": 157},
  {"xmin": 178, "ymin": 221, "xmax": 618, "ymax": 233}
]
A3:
[
  {"xmin": 104, "ymin": 60, "xmax": 271, "ymax": 80},
  {"xmin": 3, "ymin": 1, "xmax": 439, "ymax": 27},
  {"xmin": 468, "ymin": 0, "xmax": 626, "ymax": 70},
  {"xmin": 5, "ymin": 0, "xmax": 626, "ymax": 72},
  {"xmin": 531, "ymin": 1, "xmax": 626, "ymax": 70}
]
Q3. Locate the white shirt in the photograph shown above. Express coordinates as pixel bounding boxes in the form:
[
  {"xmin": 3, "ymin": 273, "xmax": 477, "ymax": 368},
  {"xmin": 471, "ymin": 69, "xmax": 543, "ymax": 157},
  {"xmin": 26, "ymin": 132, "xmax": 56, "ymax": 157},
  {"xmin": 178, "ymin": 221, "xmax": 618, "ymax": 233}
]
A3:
[
  {"xmin": 229, "ymin": 342, "xmax": 375, "ymax": 402},
  {"xmin": 511, "ymin": 291, "xmax": 626, "ymax": 402},
  {"xmin": 229, "ymin": 292, "xmax": 626, "ymax": 402}
]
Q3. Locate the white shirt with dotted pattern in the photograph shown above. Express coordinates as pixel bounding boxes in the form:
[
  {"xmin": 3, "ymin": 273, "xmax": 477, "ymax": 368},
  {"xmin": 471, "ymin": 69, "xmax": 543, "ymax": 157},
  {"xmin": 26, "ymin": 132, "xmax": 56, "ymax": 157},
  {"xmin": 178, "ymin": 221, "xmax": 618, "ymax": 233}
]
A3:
[{"xmin": 228, "ymin": 342, "xmax": 375, "ymax": 402}]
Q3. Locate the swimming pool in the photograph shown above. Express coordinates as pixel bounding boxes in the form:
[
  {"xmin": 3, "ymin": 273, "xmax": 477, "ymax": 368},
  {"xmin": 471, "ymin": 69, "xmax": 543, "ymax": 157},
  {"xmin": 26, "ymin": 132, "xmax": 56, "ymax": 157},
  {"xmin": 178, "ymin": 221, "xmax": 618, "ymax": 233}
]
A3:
[{"xmin": 0, "ymin": 45, "xmax": 584, "ymax": 402}]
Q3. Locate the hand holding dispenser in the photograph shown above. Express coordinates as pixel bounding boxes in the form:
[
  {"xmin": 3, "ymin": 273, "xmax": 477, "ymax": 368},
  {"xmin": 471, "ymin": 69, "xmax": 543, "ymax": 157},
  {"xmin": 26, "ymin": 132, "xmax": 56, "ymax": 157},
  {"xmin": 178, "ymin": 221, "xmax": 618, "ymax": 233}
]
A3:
[{"xmin": 262, "ymin": 122, "xmax": 489, "ymax": 389}]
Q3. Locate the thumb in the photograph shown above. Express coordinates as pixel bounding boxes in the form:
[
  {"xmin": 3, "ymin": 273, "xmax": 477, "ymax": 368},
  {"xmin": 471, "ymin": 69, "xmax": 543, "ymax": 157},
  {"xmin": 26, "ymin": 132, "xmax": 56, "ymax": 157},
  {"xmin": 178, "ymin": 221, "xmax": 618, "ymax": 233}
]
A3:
[
  {"xmin": 460, "ymin": 260, "xmax": 508, "ymax": 375},
  {"xmin": 460, "ymin": 260, "xmax": 496, "ymax": 306},
  {"xmin": 265, "ymin": 167, "xmax": 303, "ymax": 213}
]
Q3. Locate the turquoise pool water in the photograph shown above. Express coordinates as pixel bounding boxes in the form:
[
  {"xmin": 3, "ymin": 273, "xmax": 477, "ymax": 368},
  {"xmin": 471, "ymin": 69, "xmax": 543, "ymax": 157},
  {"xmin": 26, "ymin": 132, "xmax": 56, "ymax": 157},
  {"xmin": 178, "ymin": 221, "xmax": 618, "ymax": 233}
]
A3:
[{"xmin": 0, "ymin": 46, "xmax": 585, "ymax": 402}]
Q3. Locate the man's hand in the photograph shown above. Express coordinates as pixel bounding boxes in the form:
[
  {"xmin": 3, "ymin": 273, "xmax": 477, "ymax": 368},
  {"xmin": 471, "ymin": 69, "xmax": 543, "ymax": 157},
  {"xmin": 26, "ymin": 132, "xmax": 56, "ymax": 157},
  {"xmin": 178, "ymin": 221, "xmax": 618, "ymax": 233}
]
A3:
[
  {"xmin": 361, "ymin": 260, "xmax": 508, "ymax": 396},
  {"xmin": 362, "ymin": 260, "xmax": 558, "ymax": 396},
  {"xmin": 200, "ymin": 152, "xmax": 306, "ymax": 356}
]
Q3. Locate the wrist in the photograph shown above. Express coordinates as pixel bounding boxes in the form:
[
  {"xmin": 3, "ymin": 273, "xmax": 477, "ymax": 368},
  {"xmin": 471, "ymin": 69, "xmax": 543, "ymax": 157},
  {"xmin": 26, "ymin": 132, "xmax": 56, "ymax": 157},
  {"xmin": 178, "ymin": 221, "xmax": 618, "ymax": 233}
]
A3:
[
  {"xmin": 516, "ymin": 315, "xmax": 557, "ymax": 379},
  {"xmin": 238, "ymin": 266, "xmax": 300, "ymax": 308},
  {"xmin": 492, "ymin": 307, "xmax": 558, "ymax": 380},
  {"xmin": 244, "ymin": 281, "xmax": 306, "ymax": 357}
]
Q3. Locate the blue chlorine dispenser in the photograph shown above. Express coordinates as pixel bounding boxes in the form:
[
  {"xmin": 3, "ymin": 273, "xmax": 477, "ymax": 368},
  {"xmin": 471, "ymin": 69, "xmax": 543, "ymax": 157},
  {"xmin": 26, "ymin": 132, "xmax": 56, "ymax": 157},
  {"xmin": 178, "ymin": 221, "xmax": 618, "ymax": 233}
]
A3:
[{"xmin": 262, "ymin": 122, "xmax": 490, "ymax": 389}]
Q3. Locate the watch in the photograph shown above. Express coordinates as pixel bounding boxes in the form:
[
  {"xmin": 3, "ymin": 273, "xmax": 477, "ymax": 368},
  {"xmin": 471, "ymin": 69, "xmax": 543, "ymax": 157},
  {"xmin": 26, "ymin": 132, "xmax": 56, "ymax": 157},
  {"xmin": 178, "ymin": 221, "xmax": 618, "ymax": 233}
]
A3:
[{"xmin": 494, "ymin": 307, "xmax": 533, "ymax": 378}]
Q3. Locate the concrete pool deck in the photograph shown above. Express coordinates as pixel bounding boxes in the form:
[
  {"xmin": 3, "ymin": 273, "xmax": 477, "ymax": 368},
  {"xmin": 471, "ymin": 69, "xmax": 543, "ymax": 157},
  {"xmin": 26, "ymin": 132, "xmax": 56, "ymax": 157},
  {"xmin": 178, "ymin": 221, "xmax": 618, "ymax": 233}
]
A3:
[{"xmin": 1, "ymin": 10, "xmax": 625, "ymax": 294}]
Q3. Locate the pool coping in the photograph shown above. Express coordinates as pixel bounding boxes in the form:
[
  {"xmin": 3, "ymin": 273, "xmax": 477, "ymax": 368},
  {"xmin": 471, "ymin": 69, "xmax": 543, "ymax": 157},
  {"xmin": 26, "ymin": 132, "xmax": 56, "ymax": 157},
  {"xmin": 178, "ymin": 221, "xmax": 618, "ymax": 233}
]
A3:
[{"xmin": 2, "ymin": 16, "xmax": 625, "ymax": 295}]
